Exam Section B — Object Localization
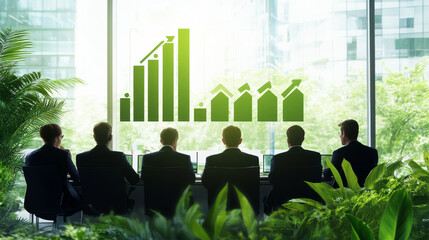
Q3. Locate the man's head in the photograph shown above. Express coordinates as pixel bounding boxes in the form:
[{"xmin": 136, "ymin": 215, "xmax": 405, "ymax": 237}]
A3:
[
  {"xmin": 286, "ymin": 125, "xmax": 305, "ymax": 147},
  {"xmin": 339, "ymin": 119, "xmax": 359, "ymax": 145},
  {"xmin": 222, "ymin": 125, "xmax": 242, "ymax": 148},
  {"xmin": 160, "ymin": 127, "xmax": 179, "ymax": 150},
  {"xmin": 40, "ymin": 124, "xmax": 62, "ymax": 148},
  {"xmin": 93, "ymin": 122, "xmax": 112, "ymax": 146}
]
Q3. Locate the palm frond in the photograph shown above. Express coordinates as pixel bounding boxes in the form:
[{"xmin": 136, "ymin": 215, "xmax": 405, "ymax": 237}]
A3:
[{"xmin": 0, "ymin": 28, "xmax": 31, "ymax": 65}]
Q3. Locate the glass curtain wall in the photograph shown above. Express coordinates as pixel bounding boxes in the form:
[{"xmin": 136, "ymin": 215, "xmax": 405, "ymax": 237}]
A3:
[
  {"xmin": 0, "ymin": 0, "xmax": 108, "ymax": 159},
  {"xmin": 375, "ymin": 0, "xmax": 429, "ymax": 162}
]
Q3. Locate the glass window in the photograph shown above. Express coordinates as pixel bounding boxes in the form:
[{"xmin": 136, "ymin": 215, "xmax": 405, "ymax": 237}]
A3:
[
  {"xmin": 376, "ymin": 0, "xmax": 429, "ymax": 162},
  {"xmin": 114, "ymin": 0, "xmax": 368, "ymax": 166}
]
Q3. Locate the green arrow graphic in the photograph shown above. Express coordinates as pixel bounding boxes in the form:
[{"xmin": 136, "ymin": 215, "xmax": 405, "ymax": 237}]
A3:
[
  {"xmin": 238, "ymin": 83, "xmax": 251, "ymax": 93},
  {"xmin": 211, "ymin": 83, "xmax": 233, "ymax": 97},
  {"xmin": 140, "ymin": 40, "xmax": 165, "ymax": 63},
  {"xmin": 257, "ymin": 81, "xmax": 272, "ymax": 94},
  {"xmin": 281, "ymin": 79, "xmax": 302, "ymax": 98}
]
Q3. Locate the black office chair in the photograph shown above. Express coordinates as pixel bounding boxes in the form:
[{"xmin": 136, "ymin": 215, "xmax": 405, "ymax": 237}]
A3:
[
  {"xmin": 142, "ymin": 166, "xmax": 194, "ymax": 218},
  {"xmin": 203, "ymin": 166, "xmax": 260, "ymax": 213},
  {"xmin": 23, "ymin": 166, "xmax": 80, "ymax": 228},
  {"xmin": 269, "ymin": 165, "xmax": 322, "ymax": 210},
  {"xmin": 78, "ymin": 167, "xmax": 130, "ymax": 216}
]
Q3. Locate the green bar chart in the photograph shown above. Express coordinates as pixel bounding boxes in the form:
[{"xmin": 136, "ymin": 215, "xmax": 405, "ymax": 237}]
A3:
[
  {"xmin": 133, "ymin": 66, "xmax": 144, "ymax": 121},
  {"xmin": 148, "ymin": 59, "xmax": 159, "ymax": 121},
  {"xmin": 194, "ymin": 107, "xmax": 207, "ymax": 121},
  {"xmin": 163, "ymin": 40, "xmax": 174, "ymax": 121},
  {"xmin": 119, "ymin": 28, "xmax": 305, "ymax": 123},
  {"xmin": 120, "ymin": 93, "xmax": 130, "ymax": 122},
  {"xmin": 178, "ymin": 29, "xmax": 190, "ymax": 121}
]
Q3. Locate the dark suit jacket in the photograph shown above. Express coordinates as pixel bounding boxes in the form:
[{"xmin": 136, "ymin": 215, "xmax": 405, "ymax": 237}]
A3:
[
  {"xmin": 202, "ymin": 148, "xmax": 259, "ymax": 187},
  {"xmin": 266, "ymin": 146, "xmax": 321, "ymax": 209},
  {"xmin": 323, "ymin": 141, "xmax": 378, "ymax": 187},
  {"xmin": 25, "ymin": 144, "xmax": 80, "ymax": 203},
  {"xmin": 76, "ymin": 145, "xmax": 140, "ymax": 185},
  {"xmin": 141, "ymin": 146, "xmax": 195, "ymax": 184}
]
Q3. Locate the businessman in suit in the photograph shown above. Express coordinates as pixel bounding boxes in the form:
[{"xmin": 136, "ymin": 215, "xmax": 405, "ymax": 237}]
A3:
[
  {"xmin": 25, "ymin": 124, "xmax": 82, "ymax": 216},
  {"xmin": 264, "ymin": 125, "xmax": 322, "ymax": 214},
  {"xmin": 76, "ymin": 122, "xmax": 140, "ymax": 212},
  {"xmin": 141, "ymin": 127, "xmax": 195, "ymax": 181},
  {"xmin": 141, "ymin": 127, "xmax": 195, "ymax": 217},
  {"xmin": 323, "ymin": 119, "xmax": 378, "ymax": 187},
  {"xmin": 202, "ymin": 125, "xmax": 259, "ymax": 209}
]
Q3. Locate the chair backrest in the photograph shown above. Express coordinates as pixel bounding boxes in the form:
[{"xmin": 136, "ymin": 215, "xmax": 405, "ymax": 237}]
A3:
[
  {"xmin": 78, "ymin": 167, "xmax": 128, "ymax": 215},
  {"xmin": 23, "ymin": 166, "xmax": 65, "ymax": 220},
  {"xmin": 142, "ymin": 166, "xmax": 193, "ymax": 217},
  {"xmin": 271, "ymin": 165, "xmax": 322, "ymax": 204},
  {"xmin": 203, "ymin": 166, "xmax": 260, "ymax": 212}
]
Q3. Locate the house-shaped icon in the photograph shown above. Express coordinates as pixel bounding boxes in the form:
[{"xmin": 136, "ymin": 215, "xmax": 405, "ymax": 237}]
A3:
[
  {"xmin": 210, "ymin": 84, "xmax": 233, "ymax": 121},
  {"xmin": 234, "ymin": 83, "xmax": 252, "ymax": 121},
  {"xmin": 257, "ymin": 81, "xmax": 277, "ymax": 121},
  {"xmin": 282, "ymin": 79, "xmax": 304, "ymax": 121}
]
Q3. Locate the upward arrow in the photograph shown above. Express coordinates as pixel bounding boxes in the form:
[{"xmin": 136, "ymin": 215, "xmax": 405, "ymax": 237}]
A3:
[
  {"xmin": 140, "ymin": 40, "xmax": 165, "ymax": 63},
  {"xmin": 281, "ymin": 79, "xmax": 302, "ymax": 98},
  {"xmin": 238, "ymin": 83, "xmax": 250, "ymax": 93},
  {"xmin": 257, "ymin": 81, "xmax": 272, "ymax": 94},
  {"xmin": 211, "ymin": 84, "xmax": 233, "ymax": 98}
]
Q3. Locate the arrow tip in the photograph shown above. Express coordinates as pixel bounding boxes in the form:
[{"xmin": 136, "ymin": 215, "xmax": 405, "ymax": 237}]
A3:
[{"xmin": 166, "ymin": 36, "xmax": 175, "ymax": 42}]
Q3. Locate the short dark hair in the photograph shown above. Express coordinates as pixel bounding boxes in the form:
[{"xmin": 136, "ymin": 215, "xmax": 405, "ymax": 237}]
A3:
[
  {"xmin": 40, "ymin": 124, "xmax": 62, "ymax": 144},
  {"xmin": 339, "ymin": 119, "xmax": 359, "ymax": 140},
  {"xmin": 222, "ymin": 125, "xmax": 241, "ymax": 147},
  {"xmin": 160, "ymin": 127, "xmax": 178, "ymax": 145},
  {"xmin": 286, "ymin": 125, "xmax": 305, "ymax": 146},
  {"xmin": 93, "ymin": 122, "xmax": 112, "ymax": 145}
]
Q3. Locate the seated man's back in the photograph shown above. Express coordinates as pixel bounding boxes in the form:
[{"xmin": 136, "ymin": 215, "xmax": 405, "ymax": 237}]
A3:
[
  {"xmin": 141, "ymin": 145, "xmax": 195, "ymax": 183},
  {"xmin": 140, "ymin": 128, "xmax": 195, "ymax": 217},
  {"xmin": 202, "ymin": 125, "xmax": 259, "ymax": 211},
  {"xmin": 76, "ymin": 122, "xmax": 139, "ymax": 215},
  {"xmin": 76, "ymin": 145, "xmax": 139, "ymax": 185},
  {"xmin": 265, "ymin": 126, "xmax": 321, "ymax": 214},
  {"xmin": 329, "ymin": 141, "xmax": 378, "ymax": 186},
  {"xmin": 323, "ymin": 119, "xmax": 378, "ymax": 187}
]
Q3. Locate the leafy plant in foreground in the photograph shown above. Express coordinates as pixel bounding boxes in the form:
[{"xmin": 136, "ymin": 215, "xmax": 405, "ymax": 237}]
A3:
[
  {"xmin": 0, "ymin": 27, "xmax": 83, "ymax": 235},
  {"xmin": 347, "ymin": 189, "xmax": 413, "ymax": 240}
]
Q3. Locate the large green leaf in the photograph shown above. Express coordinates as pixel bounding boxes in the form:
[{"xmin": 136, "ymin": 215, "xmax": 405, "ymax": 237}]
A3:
[
  {"xmin": 282, "ymin": 202, "xmax": 316, "ymax": 212},
  {"xmin": 379, "ymin": 189, "xmax": 413, "ymax": 240},
  {"xmin": 326, "ymin": 158, "xmax": 344, "ymax": 189},
  {"xmin": 235, "ymin": 186, "xmax": 258, "ymax": 240},
  {"xmin": 305, "ymin": 181, "xmax": 341, "ymax": 206},
  {"xmin": 0, "ymin": 28, "xmax": 31, "ymax": 64},
  {"xmin": 342, "ymin": 160, "xmax": 361, "ymax": 193},
  {"xmin": 423, "ymin": 151, "xmax": 429, "ymax": 170},
  {"xmin": 204, "ymin": 183, "xmax": 228, "ymax": 239},
  {"xmin": 407, "ymin": 160, "xmax": 429, "ymax": 179},
  {"xmin": 364, "ymin": 163, "xmax": 386, "ymax": 189},
  {"xmin": 385, "ymin": 161, "xmax": 403, "ymax": 177},
  {"xmin": 346, "ymin": 214, "xmax": 375, "ymax": 240},
  {"xmin": 287, "ymin": 198, "xmax": 323, "ymax": 209}
]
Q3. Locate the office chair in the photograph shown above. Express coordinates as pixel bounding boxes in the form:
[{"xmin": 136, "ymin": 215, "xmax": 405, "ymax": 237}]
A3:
[
  {"xmin": 78, "ymin": 167, "xmax": 130, "ymax": 216},
  {"xmin": 203, "ymin": 166, "xmax": 260, "ymax": 213},
  {"xmin": 23, "ymin": 165, "xmax": 80, "ymax": 229},
  {"xmin": 141, "ymin": 166, "xmax": 194, "ymax": 218}
]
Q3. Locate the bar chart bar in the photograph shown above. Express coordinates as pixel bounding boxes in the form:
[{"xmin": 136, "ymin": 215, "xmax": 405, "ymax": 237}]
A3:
[
  {"xmin": 133, "ymin": 66, "xmax": 144, "ymax": 121},
  {"xmin": 178, "ymin": 29, "xmax": 190, "ymax": 121},
  {"xmin": 194, "ymin": 108, "xmax": 206, "ymax": 121},
  {"xmin": 163, "ymin": 42, "xmax": 174, "ymax": 121},
  {"xmin": 148, "ymin": 60, "xmax": 159, "ymax": 121},
  {"xmin": 120, "ymin": 96, "xmax": 130, "ymax": 122}
]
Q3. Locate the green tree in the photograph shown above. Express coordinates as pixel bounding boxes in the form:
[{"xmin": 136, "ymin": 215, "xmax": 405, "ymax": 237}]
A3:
[{"xmin": 376, "ymin": 58, "xmax": 429, "ymax": 161}]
